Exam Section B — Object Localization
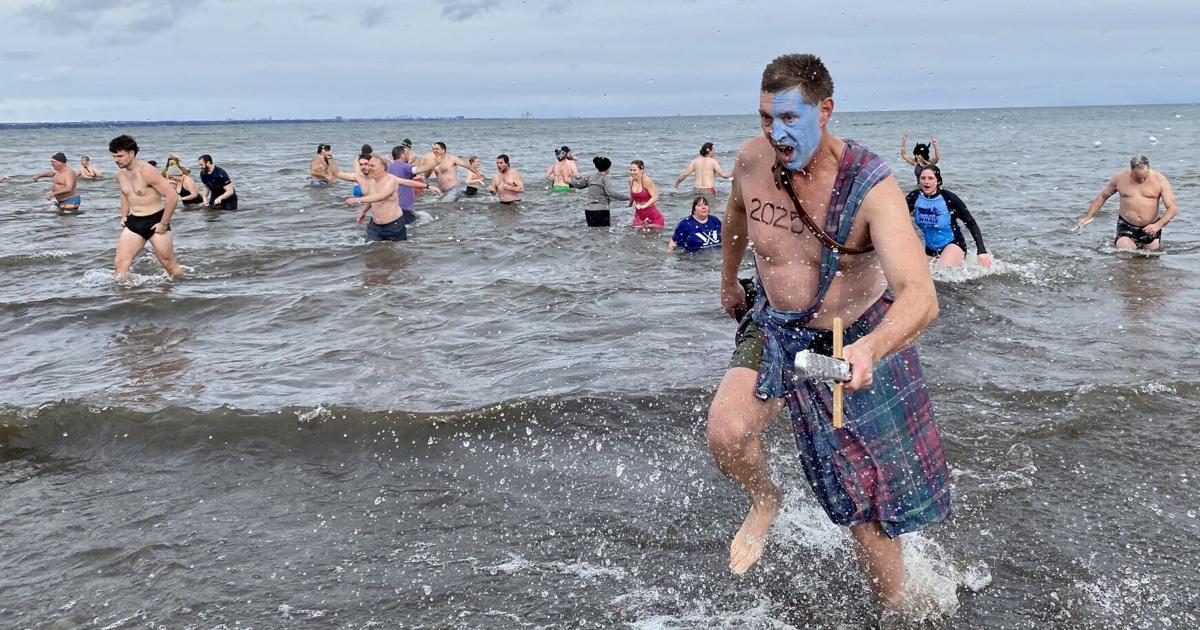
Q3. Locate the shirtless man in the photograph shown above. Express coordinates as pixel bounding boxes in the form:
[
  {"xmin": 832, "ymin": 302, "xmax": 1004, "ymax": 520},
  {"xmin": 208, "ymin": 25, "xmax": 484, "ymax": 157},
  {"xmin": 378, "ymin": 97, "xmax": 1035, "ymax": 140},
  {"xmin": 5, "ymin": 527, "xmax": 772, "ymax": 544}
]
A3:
[
  {"xmin": 109, "ymin": 135, "xmax": 182, "ymax": 279},
  {"xmin": 707, "ymin": 54, "xmax": 949, "ymax": 611},
  {"xmin": 414, "ymin": 142, "xmax": 481, "ymax": 203},
  {"xmin": 543, "ymin": 146, "xmax": 580, "ymax": 192},
  {"xmin": 1074, "ymin": 154, "xmax": 1179, "ymax": 251},
  {"xmin": 674, "ymin": 142, "xmax": 731, "ymax": 196},
  {"xmin": 344, "ymin": 155, "xmax": 427, "ymax": 241},
  {"xmin": 32, "ymin": 152, "xmax": 81, "ymax": 214},
  {"xmin": 308, "ymin": 144, "xmax": 338, "ymax": 187},
  {"xmin": 78, "ymin": 155, "xmax": 103, "ymax": 180},
  {"xmin": 488, "ymin": 154, "xmax": 525, "ymax": 204}
]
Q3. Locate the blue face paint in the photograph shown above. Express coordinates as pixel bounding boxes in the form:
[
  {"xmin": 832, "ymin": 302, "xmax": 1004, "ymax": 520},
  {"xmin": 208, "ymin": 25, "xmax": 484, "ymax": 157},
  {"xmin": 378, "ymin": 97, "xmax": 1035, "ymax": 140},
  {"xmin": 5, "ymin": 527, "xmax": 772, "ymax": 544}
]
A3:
[{"xmin": 765, "ymin": 89, "xmax": 821, "ymax": 171}]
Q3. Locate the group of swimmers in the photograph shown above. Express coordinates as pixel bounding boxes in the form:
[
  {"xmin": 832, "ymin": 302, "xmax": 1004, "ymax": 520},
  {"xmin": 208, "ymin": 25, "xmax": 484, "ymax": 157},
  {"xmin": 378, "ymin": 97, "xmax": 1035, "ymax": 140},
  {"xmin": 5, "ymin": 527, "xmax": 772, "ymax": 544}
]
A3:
[{"xmin": 11, "ymin": 52, "xmax": 1186, "ymax": 617}]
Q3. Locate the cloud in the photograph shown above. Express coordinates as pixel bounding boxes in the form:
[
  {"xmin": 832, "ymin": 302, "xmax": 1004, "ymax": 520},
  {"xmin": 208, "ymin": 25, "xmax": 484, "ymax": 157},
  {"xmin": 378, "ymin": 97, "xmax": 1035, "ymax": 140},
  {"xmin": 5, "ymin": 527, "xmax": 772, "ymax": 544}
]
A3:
[
  {"xmin": 305, "ymin": 13, "xmax": 333, "ymax": 23},
  {"xmin": 2, "ymin": 50, "xmax": 39, "ymax": 61},
  {"xmin": 441, "ymin": 0, "xmax": 497, "ymax": 22},
  {"xmin": 360, "ymin": 6, "xmax": 390, "ymax": 29},
  {"xmin": 543, "ymin": 1, "xmax": 569, "ymax": 17},
  {"xmin": 18, "ymin": 0, "xmax": 206, "ymax": 36}
]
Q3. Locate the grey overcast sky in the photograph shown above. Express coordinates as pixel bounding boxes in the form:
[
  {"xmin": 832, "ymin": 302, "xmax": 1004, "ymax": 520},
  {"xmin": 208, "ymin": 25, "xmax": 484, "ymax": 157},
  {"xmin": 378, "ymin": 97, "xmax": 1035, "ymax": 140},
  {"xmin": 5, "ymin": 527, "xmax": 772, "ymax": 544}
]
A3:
[{"xmin": 2, "ymin": 0, "xmax": 1197, "ymax": 122}]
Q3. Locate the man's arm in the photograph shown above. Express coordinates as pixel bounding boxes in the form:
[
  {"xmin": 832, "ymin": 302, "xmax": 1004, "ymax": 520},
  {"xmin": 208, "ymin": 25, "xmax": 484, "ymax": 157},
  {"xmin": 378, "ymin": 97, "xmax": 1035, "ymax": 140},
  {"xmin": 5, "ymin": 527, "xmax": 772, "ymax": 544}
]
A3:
[
  {"xmin": 929, "ymin": 138, "xmax": 940, "ymax": 165},
  {"xmin": 674, "ymin": 160, "xmax": 696, "ymax": 187},
  {"xmin": 213, "ymin": 180, "xmax": 235, "ymax": 205},
  {"xmin": 508, "ymin": 172, "xmax": 525, "ymax": 192},
  {"xmin": 1148, "ymin": 174, "xmax": 1179, "ymax": 235},
  {"xmin": 453, "ymin": 156, "xmax": 482, "ymax": 175},
  {"xmin": 119, "ymin": 185, "xmax": 130, "ymax": 225},
  {"xmin": 146, "ymin": 165, "xmax": 180, "ymax": 229},
  {"xmin": 1076, "ymin": 174, "xmax": 1119, "ymax": 230},
  {"xmin": 348, "ymin": 177, "xmax": 401, "ymax": 205},
  {"xmin": 715, "ymin": 159, "xmax": 732, "ymax": 179},
  {"xmin": 845, "ymin": 178, "xmax": 938, "ymax": 391},
  {"xmin": 31, "ymin": 171, "xmax": 54, "ymax": 181}
]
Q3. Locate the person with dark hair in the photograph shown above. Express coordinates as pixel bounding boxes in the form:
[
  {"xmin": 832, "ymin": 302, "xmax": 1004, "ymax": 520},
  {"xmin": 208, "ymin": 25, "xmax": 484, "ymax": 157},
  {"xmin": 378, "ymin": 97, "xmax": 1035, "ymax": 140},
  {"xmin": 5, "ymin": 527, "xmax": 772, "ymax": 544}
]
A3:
[
  {"xmin": 900, "ymin": 134, "xmax": 940, "ymax": 181},
  {"xmin": 360, "ymin": 144, "xmax": 373, "ymax": 157},
  {"xmin": 628, "ymin": 160, "xmax": 664, "ymax": 228},
  {"xmin": 707, "ymin": 53, "xmax": 948, "ymax": 611},
  {"xmin": 413, "ymin": 141, "xmax": 481, "ymax": 203},
  {"xmin": 674, "ymin": 141, "xmax": 731, "ymax": 196},
  {"xmin": 197, "ymin": 154, "xmax": 238, "ymax": 210},
  {"xmin": 570, "ymin": 156, "xmax": 629, "ymax": 226},
  {"xmin": 32, "ymin": 151, "xmax": 80, "ymax": 214},
  {"xmin": 905, "ymin": 165, "xmax": 991, "ymax": 267},
  {"xmin": 108, "ymin": 134, "xmax": 182, "ymax": 279},
  {"xmin": 309, "ymin": 144, "xmax": 337, "ymax": 187},
  {"xmin": 544, "ymin": 145, "xmax": 580, "ymax": 192},
  {"xmin": 487, "ymin": 154, "xmax": 524, "ymax": 204},
  {"xmin": 387, "ymin": 141, "xmax": 438, "ymax": 224},
  {"xmin": 669, "ymin": 196, "xmax": 722, "ymax": 252},
  {"xmin": 1074, "ymin": 154, "xmax": 1179, "ymax": 251},
  {"xmin": 334, "ymin": 155, "xmax": 372, "ymax": 197}
]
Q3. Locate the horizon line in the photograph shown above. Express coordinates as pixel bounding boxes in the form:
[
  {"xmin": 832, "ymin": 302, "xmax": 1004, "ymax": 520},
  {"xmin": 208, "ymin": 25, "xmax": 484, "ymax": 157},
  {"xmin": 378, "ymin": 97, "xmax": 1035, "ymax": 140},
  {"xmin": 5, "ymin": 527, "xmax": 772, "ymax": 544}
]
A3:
[{"xmin": 1, "ymin": 102, "xmax": 1195, "ymax": 129}]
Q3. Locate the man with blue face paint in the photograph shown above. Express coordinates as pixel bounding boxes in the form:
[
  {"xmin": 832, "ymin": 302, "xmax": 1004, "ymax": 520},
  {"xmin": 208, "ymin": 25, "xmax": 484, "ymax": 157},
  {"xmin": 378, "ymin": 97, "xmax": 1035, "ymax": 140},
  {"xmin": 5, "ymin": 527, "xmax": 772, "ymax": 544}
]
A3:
[{"xmin": 705, "ymin": 54, "xmax": 951, "ymax": 611}]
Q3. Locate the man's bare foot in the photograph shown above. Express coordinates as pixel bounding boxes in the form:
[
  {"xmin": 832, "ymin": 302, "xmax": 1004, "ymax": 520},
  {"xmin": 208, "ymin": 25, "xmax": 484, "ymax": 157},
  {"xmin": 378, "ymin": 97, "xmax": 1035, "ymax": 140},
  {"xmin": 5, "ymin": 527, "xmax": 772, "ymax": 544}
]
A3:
[{"xmin": 728, "ymin": 487, "xmax": 782, "ymax": 574}]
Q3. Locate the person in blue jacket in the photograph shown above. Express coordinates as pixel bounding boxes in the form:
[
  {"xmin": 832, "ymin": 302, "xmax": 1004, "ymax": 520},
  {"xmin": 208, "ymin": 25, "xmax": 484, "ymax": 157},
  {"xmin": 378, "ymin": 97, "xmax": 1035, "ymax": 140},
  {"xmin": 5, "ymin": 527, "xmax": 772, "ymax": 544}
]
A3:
[
  {"xmin": 905, "ymin": 165, "xmax": 992, "ymax": 267},
  {"xmin": 669, "ymin": 196, "xmax": 722, "ymax": 252}
]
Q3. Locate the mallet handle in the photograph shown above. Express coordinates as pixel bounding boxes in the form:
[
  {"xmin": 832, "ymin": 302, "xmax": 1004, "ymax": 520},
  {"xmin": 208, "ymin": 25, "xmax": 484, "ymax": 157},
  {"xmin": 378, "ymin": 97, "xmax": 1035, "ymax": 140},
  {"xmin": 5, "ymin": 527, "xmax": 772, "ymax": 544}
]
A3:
[{"xmin": 833, "ymin": 318, "xmax": 844, "ymax": 429}]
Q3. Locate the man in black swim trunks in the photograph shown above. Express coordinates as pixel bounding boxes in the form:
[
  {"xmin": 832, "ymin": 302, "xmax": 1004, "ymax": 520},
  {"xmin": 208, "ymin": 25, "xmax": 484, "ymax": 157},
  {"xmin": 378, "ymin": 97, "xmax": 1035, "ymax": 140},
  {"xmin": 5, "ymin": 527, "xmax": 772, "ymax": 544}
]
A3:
[
  {"xmin": 110, "ymin": 135, "xmax": 182, "ymax": 280},
  {"xmin": 1075, "ymin": 154, "xmax": 1180, "ymax": 251}
]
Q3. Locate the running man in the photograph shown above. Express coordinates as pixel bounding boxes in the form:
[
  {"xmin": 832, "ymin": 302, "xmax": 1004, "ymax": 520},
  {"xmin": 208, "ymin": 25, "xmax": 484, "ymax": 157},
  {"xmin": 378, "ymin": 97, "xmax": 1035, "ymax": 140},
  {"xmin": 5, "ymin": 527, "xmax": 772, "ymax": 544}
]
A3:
[
  {"xmin": 198, "ymin": 154, "xmax": 238, "ymax": 210},
  {"xmin": 674, "ymin": 142, "xmax": 731, "ymax": 196},
  {"xmin": 544, "ymin": 146, "xmax": 580, "ymax": 192},
  {"xmin": 1074, "ymin": 154, "xmax": 1179, "ymax": 251},
  {"xmin": 78, "ymin": 155, "xmax": 103, "ymax": 179},
  {"xmin": 32, "ymin": 152, "xmax": 81, "ymax": 213},
  {"xmin": 109, "ymin": 135, "xmax": 182, "ymax": 279},
  {"xmin": 414, "ymin": 142, "xmax": 481, "ymax": 202},
  {"xmin": 308, "ymin": 144, "xmax": 338, "ymax": 187},
  {"xmin": 488, "ymin": 154, "xmax": 525, "ymax": 204},
  {"xmin": 707, "ymin": 54, "xmax": 949, "ymax": 611}
]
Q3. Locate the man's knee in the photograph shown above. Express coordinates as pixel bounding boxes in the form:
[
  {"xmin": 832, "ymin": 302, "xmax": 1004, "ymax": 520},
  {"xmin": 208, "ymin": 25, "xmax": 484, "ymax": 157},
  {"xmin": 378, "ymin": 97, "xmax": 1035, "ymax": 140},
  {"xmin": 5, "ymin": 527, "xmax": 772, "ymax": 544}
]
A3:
[
  {"xmin": 707, "ymin": 368, "xmax": 773, "ymax": 452},
  {"xmin": 1115, "ymin": 237, "xmax": 1136, "ymax": 250}
]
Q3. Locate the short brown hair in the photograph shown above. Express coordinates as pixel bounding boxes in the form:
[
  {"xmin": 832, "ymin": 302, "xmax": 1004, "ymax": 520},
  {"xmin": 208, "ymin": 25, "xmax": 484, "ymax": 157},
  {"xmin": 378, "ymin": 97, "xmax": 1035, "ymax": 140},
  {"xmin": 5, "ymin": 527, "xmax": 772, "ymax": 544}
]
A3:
[
  {"xmin": 1130, "ymin": 154, "xmax": 1150, "ymax": 169},
  {"xmin": 761, "ymin": 54, "xmax": 834, "ymax": 104}
]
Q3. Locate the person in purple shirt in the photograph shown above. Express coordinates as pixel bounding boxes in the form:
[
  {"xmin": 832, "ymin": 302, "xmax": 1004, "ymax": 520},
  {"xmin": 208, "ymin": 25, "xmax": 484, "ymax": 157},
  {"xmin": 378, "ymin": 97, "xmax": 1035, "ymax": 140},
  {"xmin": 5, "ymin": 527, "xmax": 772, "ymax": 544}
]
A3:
[{"xmin": 388, "ymin": 140, "xmax": 438, "ymax": 224}]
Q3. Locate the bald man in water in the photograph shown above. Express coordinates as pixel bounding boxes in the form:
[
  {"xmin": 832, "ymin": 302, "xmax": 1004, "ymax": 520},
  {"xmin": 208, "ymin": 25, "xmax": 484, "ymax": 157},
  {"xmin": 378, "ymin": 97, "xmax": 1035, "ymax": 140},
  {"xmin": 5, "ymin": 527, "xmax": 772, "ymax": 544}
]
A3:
[{"xmin": 1074, "ymin": 154, "xmax": 1179, "ymax": 251}]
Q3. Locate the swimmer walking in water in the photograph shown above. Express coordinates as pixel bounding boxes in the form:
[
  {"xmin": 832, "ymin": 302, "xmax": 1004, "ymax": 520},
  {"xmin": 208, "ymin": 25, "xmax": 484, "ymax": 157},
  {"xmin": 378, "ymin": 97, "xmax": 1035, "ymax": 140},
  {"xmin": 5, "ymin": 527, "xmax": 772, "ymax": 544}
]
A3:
[
  {"xmin": 413, "ymin": 142, "xmax": 481, "ymax": 203},
  {"xmin": 109, "ymin": 135, "xmax": 182, "ymax": 279},
  {"xmin": 673, "ymin": 142, "xmax": 731, "ymax": 197},
  {"xmin": 906, "ymin": 165, "xmax": 992, "ymax": 267},
  {"xmin": 1074, "ymin": 154, "xmax": 1179, "ymax": 251},
  {"xmin": 544, "ymin": 146, "xmax": 580, "ymax": 192},
  {"xmin": 33, "ymin": 152, "xmax": 81, "ymax": 214}
]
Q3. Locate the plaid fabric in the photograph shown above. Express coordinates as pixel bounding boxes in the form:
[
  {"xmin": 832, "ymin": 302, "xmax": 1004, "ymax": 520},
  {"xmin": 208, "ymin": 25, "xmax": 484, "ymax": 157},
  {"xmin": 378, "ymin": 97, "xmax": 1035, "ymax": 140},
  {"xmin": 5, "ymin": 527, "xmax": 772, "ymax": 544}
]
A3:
[{"xmin": 742, "ymin": 140, "xmax": 951, "ymax": 537}]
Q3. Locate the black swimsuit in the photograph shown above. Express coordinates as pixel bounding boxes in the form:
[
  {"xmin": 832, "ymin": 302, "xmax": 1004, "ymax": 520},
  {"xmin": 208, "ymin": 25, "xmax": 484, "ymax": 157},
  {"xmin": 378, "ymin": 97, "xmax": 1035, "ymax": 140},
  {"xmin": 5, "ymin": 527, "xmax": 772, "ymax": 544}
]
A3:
[
  {"xmin": 1116, "ymin": 216, "xmax": 1161, "ymax": 246},
  {"xmin": 179, "ymin": 182, "xmax": 203, "ymax": 205},
  {"xmin": 125, "ymin": 209, "xmax": 168, "ymax": 240}
]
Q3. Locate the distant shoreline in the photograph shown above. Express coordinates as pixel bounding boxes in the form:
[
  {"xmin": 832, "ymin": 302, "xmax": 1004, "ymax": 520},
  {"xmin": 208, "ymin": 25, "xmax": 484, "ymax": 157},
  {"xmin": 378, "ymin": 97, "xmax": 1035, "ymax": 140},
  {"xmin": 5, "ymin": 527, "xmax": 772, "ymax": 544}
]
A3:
[{"xmin": 1, "ymin": 103, "xmax": 1195, "ymax": 130}]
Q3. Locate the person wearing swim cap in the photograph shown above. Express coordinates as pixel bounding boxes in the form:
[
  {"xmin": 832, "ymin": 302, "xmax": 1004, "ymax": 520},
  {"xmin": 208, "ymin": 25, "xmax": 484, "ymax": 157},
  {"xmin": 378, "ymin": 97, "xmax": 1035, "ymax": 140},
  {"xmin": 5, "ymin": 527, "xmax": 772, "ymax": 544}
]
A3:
[
  {"xmin": 487, "ymin": 154, "xmax": 524, "ymax": 204},
  {"xmin": 544, "ymin": 145, "xmax": 580, "ymax": 193},
  {"xmin": 674, "ymin": 142, "xmax": 731, "ymax": 197},
  {"xmin": 628, "ymin": 160, "xmax": 664, "ymax": 228},
  {"xmin": 570, "ymin": 156, "xmax": 629, "ymax": 226},
  {"xmin": 900, "ymin": 134, "xmax": 940, "ymax": 182},
  {"xmin": 669, "ymin": 196, "xmax": 722, "ymax": 252},
  {"xmin": 708, "ymin": 54, "xmax": 948, "ymax": 611},
  {"xmin": 1074, "ymin": 154, "xmax": 1179, "ymax": 251},
  {"xmin": 32, "ymin": 152, "xmax": 81, "ymax": 214},
  {"xmin": 906, "ymin": 165, "xmax": 992, "ymax": 267}
]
